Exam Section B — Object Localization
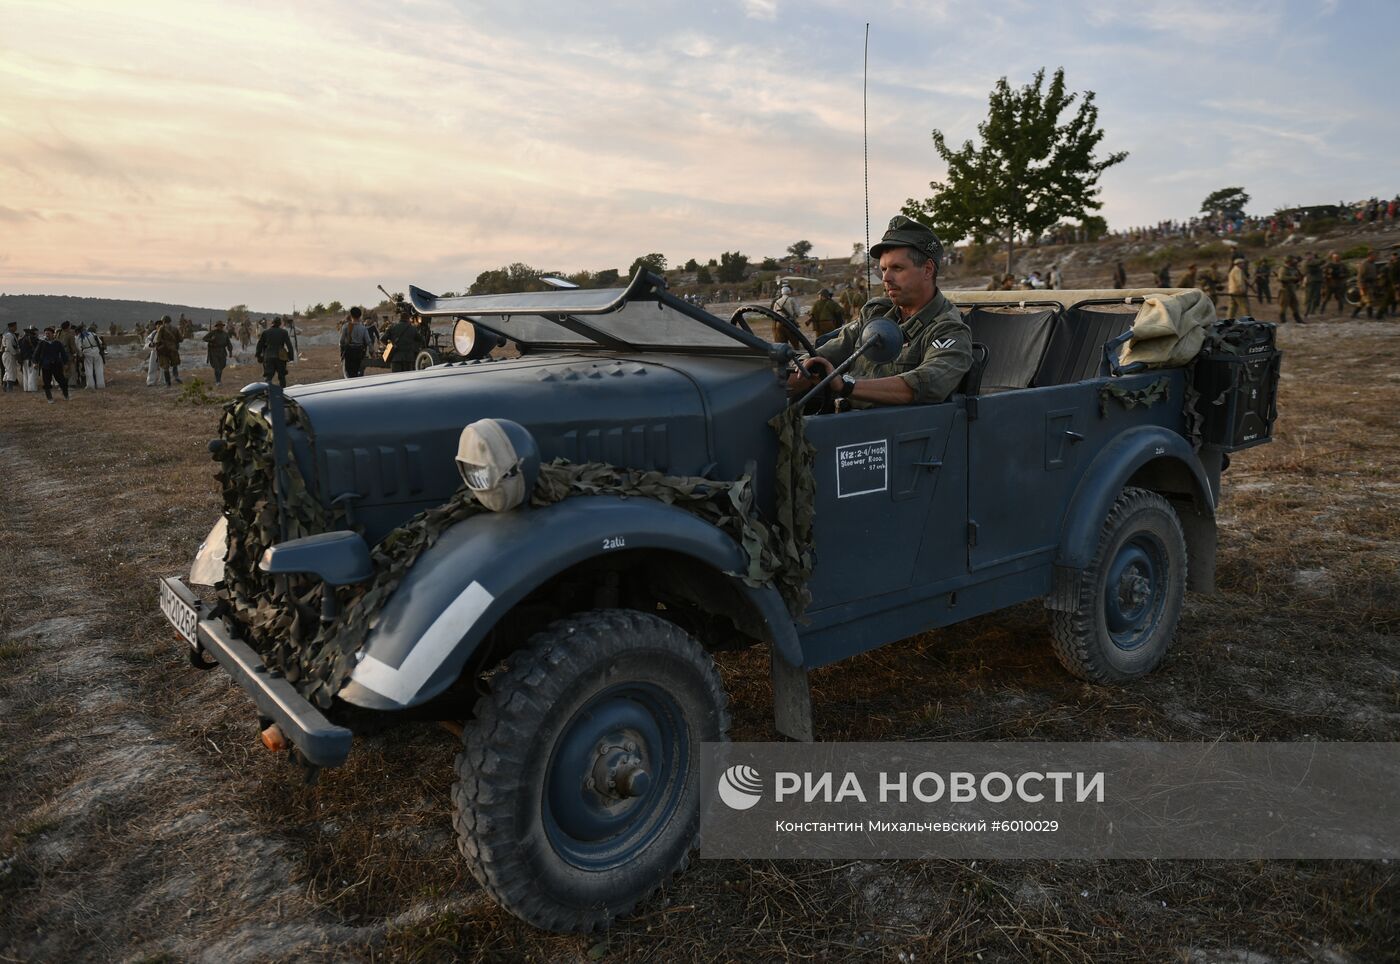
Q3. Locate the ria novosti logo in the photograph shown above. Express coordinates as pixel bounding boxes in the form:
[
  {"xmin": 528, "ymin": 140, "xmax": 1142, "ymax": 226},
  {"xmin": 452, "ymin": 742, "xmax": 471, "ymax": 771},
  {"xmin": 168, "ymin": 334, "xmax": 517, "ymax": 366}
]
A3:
[{"xmin": 717, "ymin": 764, "xmax": 764, "ymax": 810}]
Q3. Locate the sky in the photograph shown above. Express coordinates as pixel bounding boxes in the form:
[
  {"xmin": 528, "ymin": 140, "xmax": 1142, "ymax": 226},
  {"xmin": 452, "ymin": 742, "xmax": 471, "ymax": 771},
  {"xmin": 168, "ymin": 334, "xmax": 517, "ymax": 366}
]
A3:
[{"xmin": 1, "ymin": 0, "xmax": 1396, "ymax": 312}]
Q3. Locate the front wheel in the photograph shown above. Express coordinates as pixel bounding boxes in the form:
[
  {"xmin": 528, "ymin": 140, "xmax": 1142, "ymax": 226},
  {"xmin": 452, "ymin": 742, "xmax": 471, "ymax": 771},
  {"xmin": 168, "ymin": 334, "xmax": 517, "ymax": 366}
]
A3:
[
  {"xmin": 414, "ymin": 349, "xmax": 440, "ymax": 370},
  {"xmin": 452, "ymin": 610, "xmax": 729, "ymax": 932},
  {"xmin": 1050, "ymin": 487, "xmax": 1187, "ymax": 682}
]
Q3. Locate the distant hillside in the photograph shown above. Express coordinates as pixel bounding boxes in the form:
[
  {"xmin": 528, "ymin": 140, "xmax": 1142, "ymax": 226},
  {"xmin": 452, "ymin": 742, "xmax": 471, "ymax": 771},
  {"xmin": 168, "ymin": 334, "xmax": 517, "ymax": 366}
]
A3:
[{"xmin": 0, "ymin": 295, "xmax": 280, "ymax": 331}]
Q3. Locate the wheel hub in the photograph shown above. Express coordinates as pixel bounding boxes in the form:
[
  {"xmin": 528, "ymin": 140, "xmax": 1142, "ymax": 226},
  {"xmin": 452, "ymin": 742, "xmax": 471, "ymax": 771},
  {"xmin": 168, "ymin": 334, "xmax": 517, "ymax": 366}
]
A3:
[
  {"xmin": 591, "ymin": 739, "xmax": 651, "ymax": 801},
  {"xmin": 1104, "ymin": 536, "xmax": 1164, "ymax": 649}
]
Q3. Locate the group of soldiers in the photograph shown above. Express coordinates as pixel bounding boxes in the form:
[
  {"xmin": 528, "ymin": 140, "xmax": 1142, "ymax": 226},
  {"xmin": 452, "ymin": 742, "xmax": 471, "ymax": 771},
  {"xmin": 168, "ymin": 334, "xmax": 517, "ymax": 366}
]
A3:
[
  {"xmin": 1, "ymin": 320, "xmax": 108, "ymax": 400},
  {"xmin": 767, "ymin": 278, "xmax": 874, "ymax": 346},
  {"xmin": 1169, "ymin": 249, "xmax": 1400, "ymax": 323}
]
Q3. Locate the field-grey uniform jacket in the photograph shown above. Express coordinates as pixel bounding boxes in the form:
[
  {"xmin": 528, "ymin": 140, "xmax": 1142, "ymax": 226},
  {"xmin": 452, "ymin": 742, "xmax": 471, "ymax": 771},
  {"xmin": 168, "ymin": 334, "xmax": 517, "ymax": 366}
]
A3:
[{"xmin": 814, "ymin": 290, "xmax": 972, "ymax": 409}]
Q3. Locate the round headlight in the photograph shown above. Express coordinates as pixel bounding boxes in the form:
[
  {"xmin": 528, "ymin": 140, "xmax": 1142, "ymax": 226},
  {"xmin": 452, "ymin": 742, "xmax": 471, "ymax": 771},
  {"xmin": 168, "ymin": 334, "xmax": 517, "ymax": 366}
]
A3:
[
  {"xmin": 455, "ymin": 419, "xmax": 540, "ymax": 512},
  {"xmin": 452, "ymin": 318, "xmax": 478, "ymax": 357}
]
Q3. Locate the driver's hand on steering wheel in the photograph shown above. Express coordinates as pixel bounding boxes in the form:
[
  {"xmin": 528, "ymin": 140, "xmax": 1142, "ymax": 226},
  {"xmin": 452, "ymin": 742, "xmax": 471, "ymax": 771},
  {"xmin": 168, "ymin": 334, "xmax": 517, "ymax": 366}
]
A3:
[{"xmin": 786, "ymin": 355, "xmax": 833, "ymax": 396}]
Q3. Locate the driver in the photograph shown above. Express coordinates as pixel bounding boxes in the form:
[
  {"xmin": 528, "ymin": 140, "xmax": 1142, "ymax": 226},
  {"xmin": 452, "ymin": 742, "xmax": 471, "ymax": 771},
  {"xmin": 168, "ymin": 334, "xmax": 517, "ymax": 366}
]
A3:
[{"xmin": 787, "ymin": 215, "xmax": 972, "ymax": 408}]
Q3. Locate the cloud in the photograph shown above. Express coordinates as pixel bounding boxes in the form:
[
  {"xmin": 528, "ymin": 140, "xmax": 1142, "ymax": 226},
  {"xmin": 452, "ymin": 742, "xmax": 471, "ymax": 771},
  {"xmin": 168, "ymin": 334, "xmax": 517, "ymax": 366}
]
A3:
[{"xmin": 740, "ymin": 0, "xmax": 778, "ymax": 20}]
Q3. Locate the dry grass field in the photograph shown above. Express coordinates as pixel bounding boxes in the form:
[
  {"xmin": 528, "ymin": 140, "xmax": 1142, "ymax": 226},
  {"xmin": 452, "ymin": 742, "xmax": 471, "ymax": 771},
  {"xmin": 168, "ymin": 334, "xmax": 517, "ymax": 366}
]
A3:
[{"xmin": 1, "ymin": 287, "xmax": 1397, "ymax": 961}]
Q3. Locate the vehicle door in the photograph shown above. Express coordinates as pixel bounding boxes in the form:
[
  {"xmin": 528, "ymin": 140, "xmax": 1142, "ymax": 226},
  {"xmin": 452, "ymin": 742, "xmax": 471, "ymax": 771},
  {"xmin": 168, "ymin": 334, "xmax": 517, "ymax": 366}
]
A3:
[{"xmin": 802, "ymin": 402, "xmax": 967, "ymax": 610}]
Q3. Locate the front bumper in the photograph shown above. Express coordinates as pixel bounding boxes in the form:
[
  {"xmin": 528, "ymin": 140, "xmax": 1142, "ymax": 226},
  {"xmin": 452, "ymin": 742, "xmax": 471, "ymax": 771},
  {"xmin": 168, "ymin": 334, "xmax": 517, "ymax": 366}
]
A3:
[{"xmin": 158, "ymin": 576, "xmax": 352, "ymax": 767}]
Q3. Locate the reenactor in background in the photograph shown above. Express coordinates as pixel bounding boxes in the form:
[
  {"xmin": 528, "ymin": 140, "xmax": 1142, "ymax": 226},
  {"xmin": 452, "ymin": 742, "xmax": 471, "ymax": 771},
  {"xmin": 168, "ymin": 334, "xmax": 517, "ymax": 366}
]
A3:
[
  {"xmin": 1276, "ymin": 256, "xmax": 1304, "ymax": 324},
  {"xmin": 178, "ymin": 314, "xmax": 194, "ymax": 340},
  {"xmin": 1387, "ymin": 251, "xmax": 1400, "ymax": 318},
  {"xmin": 384, "ymin": 311, "xmax": 422, "ymax": 373},
  {"xmin": 1226, "ymin": 258, "xmax": 1250, "ymax": 318},
  {"xmin": 156, "ymin": 314, "xmax": 184, "ymax": 386},
  {"xmin": 340, "ymin": 306, "xmax": 372, "ymax": 378},
  {"xmin": 1155, "ymin": 264, "xmax": 1171, "ymax": 287},
  {"xmin": 1, "ymin": 321, "xmax": 18, "ymax": 392},
  {"xmin": 1179, "ymin": 264, "xmax": 1198, "ymax": 289},
  {"xmin": 57, "ymin": 321, "xmax": 79, "ymax": 382},
  {"xmin": 1112, "ymin": 261, "xmax": 1127, "ymax": 288},
  {"xmin": 1353, "ymin": 251, "xmax": 1382, "ymax": 319},
  {"xmin": 108, "ymin": 322, "xmax": 119, "ymax": 337},
  {"xmin": 1048, "ymin": 264, "xmax": 1064, "ymax": 289},
  {"xmin": 838, "ymin": 278, "xmax": 868, "ymax": 318},
  {"xmin": 1303, "ymin": 253, "xmax": 1324, "ymax": 316},
  {"xmin": 772, "ymin": 284, "xmax": 800, "ymax": 323},
  {"xmin": 999, "ymin": 274, "xmax": 1016, "ymax": 290},
  {"xmin": 77, "ymin": 324, "xmax": 106, "ymax": 388},
  {"xmin": 18, "ymin": 326, "xmax": 41, "ymax": 392},
  {"xmin": 808, "ymin": 288, "xmax": 847, "ymax": 338},
  {"xmin": 203, "ymin": 320, "xmax": 234, "ymax": 386},
  {"xmin": 1320, "ymin": 252, "xmax": 1348, "ymax": 313},
  {"xmin": 255, "ymin": 317, "xmax": 294, "ymax": 387},
  {"xmin": 33, "ymin": 327, "xmax": 71, "ymax": 402},
  {"xmin": 1199, "ymin": 263, "xmax": 1221, "ymax": 306},
  {"xmin": 1253, "ymin": 258, "xmax": 1272, "ymax": 304},
  {"xmin": 238, "ymin": 317, "xmax": 253, "ymax": 349}
]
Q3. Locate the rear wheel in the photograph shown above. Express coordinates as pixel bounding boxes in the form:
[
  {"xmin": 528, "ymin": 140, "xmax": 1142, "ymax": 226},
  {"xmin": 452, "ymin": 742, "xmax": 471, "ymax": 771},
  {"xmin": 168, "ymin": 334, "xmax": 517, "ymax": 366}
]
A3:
[
  {"xmin": 414, "ymin": 349, "xmax": 440, "ymax": 370},
  {"xmin": 1051, "ymin": 487, "xmax": 1187, "ymax": 682},
  {"xmin": 452, "ymin": 609, "xmax": 728, "ymax": 932}
]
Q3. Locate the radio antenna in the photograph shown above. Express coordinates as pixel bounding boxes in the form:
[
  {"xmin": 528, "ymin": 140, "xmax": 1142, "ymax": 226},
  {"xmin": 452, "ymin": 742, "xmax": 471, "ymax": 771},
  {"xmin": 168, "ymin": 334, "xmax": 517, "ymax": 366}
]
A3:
[{"xmin": 863, "ymin": 22, "xmax": 871, "ymax": 291}]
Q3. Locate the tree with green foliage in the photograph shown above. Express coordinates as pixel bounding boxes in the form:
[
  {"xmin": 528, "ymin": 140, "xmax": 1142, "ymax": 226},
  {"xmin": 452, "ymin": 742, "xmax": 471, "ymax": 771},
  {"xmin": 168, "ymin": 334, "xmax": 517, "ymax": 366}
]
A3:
[
  {"xmin": 470, "ymin": 263, "xmax": 546, "ymax": 295},
  {"xmin": 228, "ymin": 304, "xmax": 250, "ymax": 328},
  {"xmin": 717, "ymin": 251, "xmax": 749, "ymax": 283},
  {"xmin": 787, "ymin": 240, "xmax": 813, "ymax": 261},
  {"xmin": 310, "ymin": 303, "xmax": 326, "ymax": 315},
  {"xmin": 760, "ymin": 257, "xmax": 780, "ymax": 271},
  {"xmin": 594, "ymin": 268, "xmax": 621, "ymax": 287},
  {"xmin": 1201, "ymin": 187, "xmax": 1250, "ymax": 221},
  {"xmin": 628, "ymin": 253, "xmax": 668, "ymax": 277},
  {"xmin": 327, "ymin": 300, "xmax": 343, "ymax": 315},
  {"xmin": 683, "ymin": 258, "xmax": 700, "ymax": 272},
  {"xmin": 903, "ymin": 67, "xmax": 1127, "ymax": 273},
  {"xmin": 696, "ymin": 265, "xmax": 713, "ymax": 285}
]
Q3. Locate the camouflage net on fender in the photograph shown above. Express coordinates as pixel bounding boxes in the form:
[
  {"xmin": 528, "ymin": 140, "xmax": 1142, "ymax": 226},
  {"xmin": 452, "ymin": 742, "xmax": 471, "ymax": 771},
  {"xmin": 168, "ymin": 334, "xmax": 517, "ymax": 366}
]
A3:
[
  {"xmin": 1097, "ymin": 376, "xmax": 1172, "ymax": 418},
  {"xmin": 214, "ymin": 399, "xmax": 815, "ymax": 709}
]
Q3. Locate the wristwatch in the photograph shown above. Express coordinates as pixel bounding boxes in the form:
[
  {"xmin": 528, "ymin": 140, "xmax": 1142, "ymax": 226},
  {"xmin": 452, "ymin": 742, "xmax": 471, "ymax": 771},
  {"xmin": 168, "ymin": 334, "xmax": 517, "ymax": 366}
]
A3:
[{"xmin": 837, "ymin": 374, "xmax": 857, "ymax": 398}]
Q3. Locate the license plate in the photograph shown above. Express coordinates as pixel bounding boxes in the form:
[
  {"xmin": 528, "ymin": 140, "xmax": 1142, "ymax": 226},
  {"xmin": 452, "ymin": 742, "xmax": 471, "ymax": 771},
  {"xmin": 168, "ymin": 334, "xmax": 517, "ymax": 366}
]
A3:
[{"xmin": 160, "ymin": 580, "xmax": 200, "ymax": 648}]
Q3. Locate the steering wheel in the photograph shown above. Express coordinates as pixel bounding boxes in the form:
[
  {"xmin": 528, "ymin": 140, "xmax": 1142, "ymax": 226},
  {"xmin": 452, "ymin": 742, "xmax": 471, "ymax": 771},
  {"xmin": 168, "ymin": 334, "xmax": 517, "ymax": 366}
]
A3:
[{"xmin": 728, "ymin": 304, "xmax": 816, "ymax": 356}]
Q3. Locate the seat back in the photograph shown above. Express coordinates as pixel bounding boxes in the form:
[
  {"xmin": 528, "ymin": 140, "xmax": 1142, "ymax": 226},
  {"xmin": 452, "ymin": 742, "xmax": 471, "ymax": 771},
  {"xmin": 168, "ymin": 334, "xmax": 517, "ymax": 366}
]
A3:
[
  {"xmin": 962, "ymin": 306, "xmax": 1057, "ymax": 392},
  {"xmin": 1032, "ymin": 303, "xmax": 1138, "ymax": 387},
  {"xmin": 956, "ymin": 342, "xmax": 989, "ymax": 396}
]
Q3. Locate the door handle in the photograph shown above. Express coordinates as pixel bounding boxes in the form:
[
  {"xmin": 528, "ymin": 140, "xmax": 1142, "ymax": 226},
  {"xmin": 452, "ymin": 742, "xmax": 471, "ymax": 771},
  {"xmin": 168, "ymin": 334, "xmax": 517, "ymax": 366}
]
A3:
[
  {"xmin": 1063, "ymin": 431, "xmax": 1085, "ymax": 443},
  {"xmin": 914, "ymin": 459, "xmax": 943, "ymax": 470}
]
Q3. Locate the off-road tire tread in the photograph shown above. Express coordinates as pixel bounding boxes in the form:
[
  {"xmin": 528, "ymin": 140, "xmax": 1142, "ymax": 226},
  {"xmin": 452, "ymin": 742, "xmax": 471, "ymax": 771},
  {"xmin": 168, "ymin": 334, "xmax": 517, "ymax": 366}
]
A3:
[
  {"xmin": 451, "ymin": 609, "xmax": 729, "ymax": 933},
  {"xmin": 1050, "ymin": 487, "xmax": 1187, "ymax": 683}
]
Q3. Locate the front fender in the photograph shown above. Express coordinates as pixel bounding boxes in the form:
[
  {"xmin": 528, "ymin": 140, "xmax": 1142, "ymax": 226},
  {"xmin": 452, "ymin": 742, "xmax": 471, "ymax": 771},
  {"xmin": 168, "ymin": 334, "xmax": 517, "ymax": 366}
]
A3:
[
  {"xmin": 1056, "ymin": 425, "xmax": 1215, "ymax": 574},
  {"xmin": 338, "ymin": 495, "xmax": 800, "ymax": 709}
]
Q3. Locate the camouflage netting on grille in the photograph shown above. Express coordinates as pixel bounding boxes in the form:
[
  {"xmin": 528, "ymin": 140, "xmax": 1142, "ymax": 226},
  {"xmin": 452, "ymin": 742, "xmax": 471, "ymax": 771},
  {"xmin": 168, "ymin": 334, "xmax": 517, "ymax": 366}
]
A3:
[{"xmin": 214, "ymin": 399, "xmax": 815, "ymax": 708}]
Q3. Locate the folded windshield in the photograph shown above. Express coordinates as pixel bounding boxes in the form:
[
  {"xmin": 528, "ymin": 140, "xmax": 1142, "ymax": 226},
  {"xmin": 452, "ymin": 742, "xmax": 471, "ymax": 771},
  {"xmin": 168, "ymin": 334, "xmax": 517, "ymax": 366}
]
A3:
[{"xmin": 408, "ymin": 269, "xmax": 776, "ymax": 356}]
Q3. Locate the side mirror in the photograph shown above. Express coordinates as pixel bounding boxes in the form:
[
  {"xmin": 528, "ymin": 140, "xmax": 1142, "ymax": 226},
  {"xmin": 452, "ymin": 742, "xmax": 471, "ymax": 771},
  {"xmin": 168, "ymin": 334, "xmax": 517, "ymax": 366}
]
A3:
[{"xmin": 858, "ymin": 317, "xmax": 903, "ymax": 364}]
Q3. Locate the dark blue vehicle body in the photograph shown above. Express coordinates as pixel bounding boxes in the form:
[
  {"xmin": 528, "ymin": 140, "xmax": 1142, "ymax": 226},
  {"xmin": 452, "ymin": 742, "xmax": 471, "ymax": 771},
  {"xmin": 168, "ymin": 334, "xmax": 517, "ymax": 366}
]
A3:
[{"xmin": 169, "ymin": 274, "xmax": 1242, "ymax": 753}]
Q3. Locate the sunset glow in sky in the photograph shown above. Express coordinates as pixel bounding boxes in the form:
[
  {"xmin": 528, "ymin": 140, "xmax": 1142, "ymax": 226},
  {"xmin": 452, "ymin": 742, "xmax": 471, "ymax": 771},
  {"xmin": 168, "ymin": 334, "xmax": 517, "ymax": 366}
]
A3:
[{"xmin": 2, "ymin": 0, "xmax": 1394, "ymax": 310}]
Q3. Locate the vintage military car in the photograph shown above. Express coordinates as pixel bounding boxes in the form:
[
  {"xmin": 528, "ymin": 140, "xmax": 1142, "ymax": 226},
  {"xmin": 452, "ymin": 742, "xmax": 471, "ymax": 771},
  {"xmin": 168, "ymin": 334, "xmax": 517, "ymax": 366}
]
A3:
[{"xmin": 158, "ymin": 270, "xmax": 1278, "ymax": 932}]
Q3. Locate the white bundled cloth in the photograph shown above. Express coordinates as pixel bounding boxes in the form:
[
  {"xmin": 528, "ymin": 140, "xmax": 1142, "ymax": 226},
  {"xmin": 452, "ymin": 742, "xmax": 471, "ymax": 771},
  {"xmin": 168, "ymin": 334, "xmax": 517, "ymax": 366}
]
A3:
[
  {"xmin": 78, "ymin": 330, "xmax": 105, "ymax": 388},
  {"xmin": 144, "ymin": 328, "xmax": 160, "ymax": 386},
  {"xmin": 1117, "ymin": 289, "xmax": 1218, "ymax": 369}
]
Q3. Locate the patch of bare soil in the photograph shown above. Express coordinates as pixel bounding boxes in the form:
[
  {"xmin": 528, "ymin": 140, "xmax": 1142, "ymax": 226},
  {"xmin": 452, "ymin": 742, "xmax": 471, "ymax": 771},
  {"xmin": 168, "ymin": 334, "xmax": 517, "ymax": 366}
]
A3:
[{"xmin": 1, "ymin": 308, "xmax": 1396, "ymax": 962}]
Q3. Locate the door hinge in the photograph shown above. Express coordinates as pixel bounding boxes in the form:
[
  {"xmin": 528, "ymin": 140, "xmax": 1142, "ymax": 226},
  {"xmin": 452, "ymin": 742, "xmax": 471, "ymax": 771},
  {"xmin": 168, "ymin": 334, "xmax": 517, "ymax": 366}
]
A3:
[{"xmin": 967, "ymin": 520, "xmax": 979, "ymax": 547}]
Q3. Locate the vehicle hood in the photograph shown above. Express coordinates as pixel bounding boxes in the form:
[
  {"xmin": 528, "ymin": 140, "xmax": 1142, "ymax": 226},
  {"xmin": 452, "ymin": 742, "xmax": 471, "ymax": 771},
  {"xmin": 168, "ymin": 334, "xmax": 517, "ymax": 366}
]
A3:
[{"xmin": 287, "ymin": 352, "xmax": 780, "ymax": 543}]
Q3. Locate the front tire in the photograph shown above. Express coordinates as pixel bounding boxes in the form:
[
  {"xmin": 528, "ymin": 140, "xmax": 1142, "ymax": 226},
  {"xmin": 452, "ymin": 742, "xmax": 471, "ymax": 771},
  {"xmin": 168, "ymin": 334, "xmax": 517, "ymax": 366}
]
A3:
[
  {"xmin": 452, "ymin": 610, "xmax": 729, "ymax": 932},
  {"xmin": 414, "ymin": 349, "xmax": 440, "ymax": 370},
  {"xmin": 1051, "ymin": 487, "xmax": 1187, "ymax": 682}
]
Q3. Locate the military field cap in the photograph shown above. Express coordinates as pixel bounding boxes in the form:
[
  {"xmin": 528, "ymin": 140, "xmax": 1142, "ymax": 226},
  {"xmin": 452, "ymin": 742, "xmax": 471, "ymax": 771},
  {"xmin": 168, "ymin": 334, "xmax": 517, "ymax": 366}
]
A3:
[
  {"xmin": 1233, "ymin": 257, "xmax": 1244, "ymax": 264},
  {"xmin": 215, "ymin": 320, "xmax": 225, "ymax": 326},
  {"xmin": 870, "ymin": 215, "xmax": 943, "ymax": 265}
]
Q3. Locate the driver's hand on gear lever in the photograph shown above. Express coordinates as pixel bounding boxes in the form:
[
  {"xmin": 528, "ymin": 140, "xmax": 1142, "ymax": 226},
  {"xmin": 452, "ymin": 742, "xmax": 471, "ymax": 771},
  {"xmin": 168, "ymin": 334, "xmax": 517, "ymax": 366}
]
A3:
[{"xmin": 786, "ymin": 354, "xmax": 833, "ymax": 395}]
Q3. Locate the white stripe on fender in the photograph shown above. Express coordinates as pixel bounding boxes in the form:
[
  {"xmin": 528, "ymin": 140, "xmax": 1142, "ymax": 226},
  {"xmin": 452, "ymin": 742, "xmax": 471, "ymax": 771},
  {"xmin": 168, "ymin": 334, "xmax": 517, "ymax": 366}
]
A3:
[{"xmin": 348, "ymin": 581, "xmax": 495, "ymax": 705}]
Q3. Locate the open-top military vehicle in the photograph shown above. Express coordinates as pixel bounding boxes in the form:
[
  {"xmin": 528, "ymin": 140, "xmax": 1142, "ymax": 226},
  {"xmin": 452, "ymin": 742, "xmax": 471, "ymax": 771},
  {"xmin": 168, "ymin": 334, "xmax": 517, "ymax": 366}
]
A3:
[{"xmin": 159, "ymin": 270, "xmax": 1279, "ymax": 932}]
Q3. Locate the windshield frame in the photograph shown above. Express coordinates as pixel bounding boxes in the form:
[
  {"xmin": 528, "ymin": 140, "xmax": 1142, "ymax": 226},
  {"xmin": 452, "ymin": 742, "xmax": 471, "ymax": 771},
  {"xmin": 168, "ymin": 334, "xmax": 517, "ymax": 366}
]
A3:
[{"xmin": 408, "ymin": 269, "xmax": 787, "ymax": 359}]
